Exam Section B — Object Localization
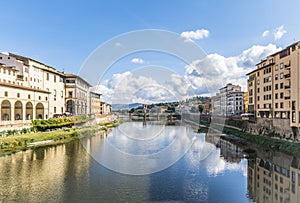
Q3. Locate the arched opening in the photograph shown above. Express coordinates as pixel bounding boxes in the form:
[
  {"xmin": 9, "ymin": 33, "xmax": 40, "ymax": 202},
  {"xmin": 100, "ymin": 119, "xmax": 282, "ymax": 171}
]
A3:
[
  {"xmin": 66, "ymin": 100, "xmax": 75, "ymax": 114},
  {"xmin": 14, "ymin": 101, "xmax": 23, "ymax": 120},
  {"xmin": 26, "ymin": 102, "xmax": 33, "ymax": 120},
  {"xmin": 1, "ymin": 100, "xmax": 11, "ymax": 121},
  {"xmin": 36, "ymin": 103, "xmax": 44, "ymax": 119}
]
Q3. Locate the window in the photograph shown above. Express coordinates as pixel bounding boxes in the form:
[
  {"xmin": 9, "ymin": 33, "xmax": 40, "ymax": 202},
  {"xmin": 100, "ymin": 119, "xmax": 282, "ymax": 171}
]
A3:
[
  {"xmin": 54, "ymin": 89, "xmax": 57, "ymax": 96},
  {"xmin": 280, "ymin": 83, "xmax": 284, "ymax": 89},
  {"xmin": 257, "ymin": 72, "xmax": 260, "ymax": 76},
  {"xmin": 54, "ymin": 107, "xmax": 56, "ymax": 113},
  {"xmin": 45, "ymin": 97, "xmax": 48, "ymax": 101},
  {"xmin": 61, "ymin": 90, "xmax": 64, "ymax": 98},
  {"xmin": 280, "ymin": 73, "xmax": 284, "ymax": 79},
  {"xmin": 4, "ymin": 91, "xmax": 8, "ymax": 97},
  {"xmin": 258, "ymin": 88, "xmax": 260, "ymax": 93},
  {"xmin": 46, "ymin": 73, "xmax": 49, "ymax": 81},
  {"xmin": 66, "ymin": 79, "xmax": 75, "ymax": 83},
  {"xmin": 292, "ymin": 171, "xmax": 296, "ymax": 183},
  {"xmin": 275, "ymin": 65, "xmax": 278, "ymax": 70},
  {"xmin": 275, "ymin": 84, "xmax": 278, "ymax": 90},
  {"xmin": 257, "ymin": 96, "xmax": 260, "ymax": 101},
  {"xmin": 17, "ymin": 93, "xmax": 20, "ymax": 98},
  {"xmin": 61, "ymin": 107, "xmax": 63, "ymax": 113},
  {"xmin": 28, "ymin": 94, "xmax": 31, "ymax": 99},
  {"xmin": 275, "ymin": 74, "xmax": 278, "ymax": 80},
  {"xmin": 280, "ymin": 102, "xmax": 283, "ymax": 108},
  {"xmin": 275, "ymin": 103, "xmax": 278, "ymax": 108},
  {"xmin": 275, "ymin": 93, "xmax": 278, "ymax": 99},
  {"xmin": 280, "ymin": 93, "xmax": 284, "ymax": 99},
  {"xmin": 54, "ymin": 75, "xmax": 56, "ymax": 82},
  {"xmin": 39, "ymin": 96, "xmax": 41, "ymax": 100},
  {"xmin": 280, "ymin": 63, "xmax": 284, "ymax": 69},
  {"xmin": 257, "ymin": 104, "xmax": 260, "ymax": 109},
  {"xmin": 68, "ymin": 91, "xmax": 73, "ymax": 98}
]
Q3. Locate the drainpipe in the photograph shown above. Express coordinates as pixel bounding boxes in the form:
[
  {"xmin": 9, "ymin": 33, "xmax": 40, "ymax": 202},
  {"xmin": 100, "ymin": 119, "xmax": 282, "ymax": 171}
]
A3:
[{"xmin": 297, "ymin": 49, "xmax": 300, "ymax": 139}]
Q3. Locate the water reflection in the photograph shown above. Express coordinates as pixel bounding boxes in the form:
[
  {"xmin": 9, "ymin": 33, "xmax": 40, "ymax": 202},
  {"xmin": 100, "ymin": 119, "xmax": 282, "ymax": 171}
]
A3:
[
  {"xmin": 0, "ymin": 142, "xmax": 91, "ymax": 202},
  {"xmin": 2, "ymin": 122, "xmax": 299, "ymax": 202},
  {"xmin": 82, "ymin": 122, "xmax": 195, "ymax": 175},
  {"xmin": 247, "ymin": 149, "xmax": 300, "ymax": 203}
]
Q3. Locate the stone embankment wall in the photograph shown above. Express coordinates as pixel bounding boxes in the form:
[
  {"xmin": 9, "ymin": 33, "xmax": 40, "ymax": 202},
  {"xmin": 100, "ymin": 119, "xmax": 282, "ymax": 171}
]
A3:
[
  {"xmin": 95, "ymin": 114, "xmax": 117, "ymax": 124},
  {"xmin": 247, "ymin": 118, "xmax": 293, "ymax": 139},
  {"xmin": 182, "ymin": 113, "xmax": 295, "ymax": 140}
]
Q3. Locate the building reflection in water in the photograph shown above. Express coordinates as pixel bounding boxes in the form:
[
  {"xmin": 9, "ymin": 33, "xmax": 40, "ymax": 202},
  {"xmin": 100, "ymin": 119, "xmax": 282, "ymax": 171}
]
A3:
[
  {"xmin": 205, "ymin": 133, "xmax": 300, "ymax": 202},
  {"xmin": 205, "ymin": 135, "xmax": 244, "ymax": 163},
  {"xmin": 248, "ymin": 150, "xmax": 300, "ymax": 203}
]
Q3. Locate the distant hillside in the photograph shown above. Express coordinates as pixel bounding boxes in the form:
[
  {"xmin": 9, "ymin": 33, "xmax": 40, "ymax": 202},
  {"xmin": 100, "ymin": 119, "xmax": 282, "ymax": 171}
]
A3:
[{"xmin": 112, "ymin": 103, "xmax": 143, "ymax": 110}]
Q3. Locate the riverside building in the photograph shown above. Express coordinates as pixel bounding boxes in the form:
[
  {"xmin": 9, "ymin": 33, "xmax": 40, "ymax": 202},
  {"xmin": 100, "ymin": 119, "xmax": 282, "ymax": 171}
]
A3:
[
  {"xmin": 0, "ymin": 52, "xmax": 103, "ymax": 130},
  {"xmin": 211, "ymin": 83, "xmax": 244, "ymax": 116},
  {"xmin": 247, "ymin": 41, "xmax": 300, "ymax": 137}
]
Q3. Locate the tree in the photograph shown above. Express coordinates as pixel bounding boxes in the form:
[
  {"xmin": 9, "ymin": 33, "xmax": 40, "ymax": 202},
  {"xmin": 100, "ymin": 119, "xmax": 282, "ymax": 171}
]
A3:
[{"xmin": 198, "ymin": 105, "xmax": 204, "ymax": 113}]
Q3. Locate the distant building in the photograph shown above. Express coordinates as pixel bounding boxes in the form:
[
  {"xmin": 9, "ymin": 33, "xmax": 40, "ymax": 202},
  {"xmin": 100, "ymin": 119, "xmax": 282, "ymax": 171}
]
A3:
[
  {"xmin": 90, "ymin": 92, "xmax": 101, "ymax": 115},
  {"xmin": 211, "ymin": 83, "xmax": 244, "ymax": 116},
  {"xmin": 244, "ymin": 92, "xmax": 249, "ymax": 113},
  {"xmin": 204, "ymin": 98, "xmax": 212, "ymax": 113},
  {"xmin": 211, "ymin": 93, "xmax": 221, "ymax": 114},
  {"xmin": 100, "ymin": 102, "xmax": 111, "ymax": 115},
  {"xmin": 65, "ymin": 74, "xmax": 91, "ymax": 116}
]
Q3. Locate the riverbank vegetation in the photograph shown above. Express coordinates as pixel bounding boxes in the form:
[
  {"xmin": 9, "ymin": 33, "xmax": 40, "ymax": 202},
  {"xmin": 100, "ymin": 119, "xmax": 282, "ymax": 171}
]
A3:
[
  {"xmin": 0, "ymin": 117, "xmax": 122, "ymax": 156},
  {"xmin": 199, "ymin": 121, "xmax": 300, "ymax": 157}
]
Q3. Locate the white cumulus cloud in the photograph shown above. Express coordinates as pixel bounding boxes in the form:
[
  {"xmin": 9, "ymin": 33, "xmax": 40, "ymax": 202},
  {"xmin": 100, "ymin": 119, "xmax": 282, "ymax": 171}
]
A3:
[
  {"xmin": 183, "ymin": 43, "xmax": 281, "ymax": 94},
  {"xmin": 274, "ymin": 25, "xmax": 287, "ymax": 41},
  {"xmin": 115, "ymin": 42, "xmax": 122, "ymax": 47},
  {"xmin": 93, "ymin": 44, "xmax": 281, "ymax": 103},
  {"xmin": 180, "ymin": 29, "xmax": 209, "ymax": 42},
  {"xmin": 262, "ymin": 30, "xmax": 269, "ymax": 37},
  {"xmin": 131, "ymin": 58, "xmax": 144, "ymax": 64}
]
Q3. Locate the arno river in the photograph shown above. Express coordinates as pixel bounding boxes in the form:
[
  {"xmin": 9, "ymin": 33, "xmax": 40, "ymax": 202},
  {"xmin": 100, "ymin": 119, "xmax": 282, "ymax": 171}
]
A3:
[{"xmin": 0, "ymin": 122, "xmax": 299, "ymax": 202}]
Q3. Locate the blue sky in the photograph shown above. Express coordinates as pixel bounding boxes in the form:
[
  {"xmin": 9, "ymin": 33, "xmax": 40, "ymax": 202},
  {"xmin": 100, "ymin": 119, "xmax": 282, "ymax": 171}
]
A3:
[{"xmin": 1, "ymin": 0, "xmax": 300, "ymax": 102}]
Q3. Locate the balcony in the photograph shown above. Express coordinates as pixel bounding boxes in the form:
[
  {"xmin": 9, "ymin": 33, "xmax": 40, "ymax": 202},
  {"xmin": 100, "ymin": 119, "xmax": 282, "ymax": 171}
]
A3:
[
  {"xmin": 284, "ymin": 85, "xmax": 291, "ymax": 89},
  {"xmin": 284, "ymin": 73, "xmax": 291, "ymax": 78},
  {"xmin": 284, "ymin": 96, "xmax": 291, "ymax": 100}
]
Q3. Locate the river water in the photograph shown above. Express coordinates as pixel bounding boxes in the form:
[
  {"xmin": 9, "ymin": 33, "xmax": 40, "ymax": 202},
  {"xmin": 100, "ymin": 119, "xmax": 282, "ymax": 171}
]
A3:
[{"xmin": 0, "ymin": 122, "xmax": 299, "ymax": 202}]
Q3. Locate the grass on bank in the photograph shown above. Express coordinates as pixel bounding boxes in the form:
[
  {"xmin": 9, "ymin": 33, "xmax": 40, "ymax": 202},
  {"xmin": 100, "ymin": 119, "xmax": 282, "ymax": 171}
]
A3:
[
  {"xmin": 0, "ymin": 118, "xmax": 123, "ymax": 156},
  {"xmin": 199, "ymin": 120, "xmax": 300, "ymax": 157}
]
